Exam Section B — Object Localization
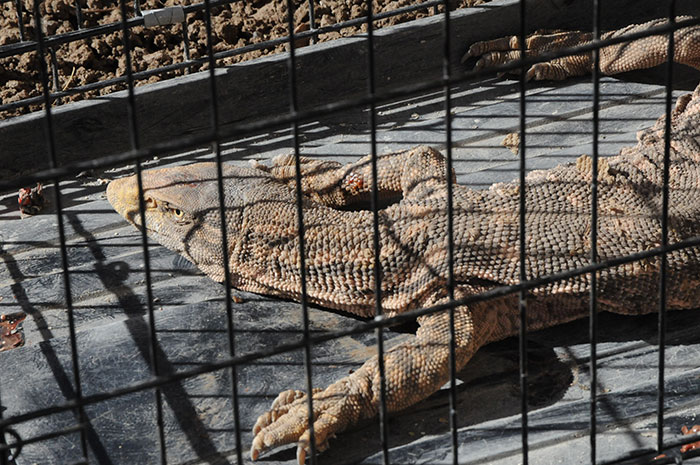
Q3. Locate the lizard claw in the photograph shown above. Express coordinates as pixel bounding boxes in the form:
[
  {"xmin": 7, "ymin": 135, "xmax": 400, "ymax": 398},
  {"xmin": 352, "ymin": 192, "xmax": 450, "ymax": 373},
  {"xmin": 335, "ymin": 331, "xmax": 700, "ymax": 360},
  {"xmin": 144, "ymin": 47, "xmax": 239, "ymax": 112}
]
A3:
[
  {"xmin": 460, "ymin": 44, "xmax": 478, "ymax": 64},
  {"xmin": 250, "ymin": 384, "xmax": 356, "ymax": 463},
  {"xmin": 461, "ymin": 40, "xmax": 495, "ymax": 64},
  {"xmin": 250, "ymin": 440, "xmax": 260, "ymax": 462},
  {"xmin": 295, "ymin": 433, "xmax": 330, "ymax": 465},
  {"xmin": 296, "ymin": 441, "xmax": 307, "ymax": 465}
]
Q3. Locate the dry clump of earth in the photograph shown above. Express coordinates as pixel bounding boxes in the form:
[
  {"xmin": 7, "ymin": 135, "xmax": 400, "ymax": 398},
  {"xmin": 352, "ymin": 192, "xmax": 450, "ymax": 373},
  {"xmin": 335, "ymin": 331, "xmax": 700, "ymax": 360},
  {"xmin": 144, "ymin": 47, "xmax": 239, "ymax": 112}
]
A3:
[{"xmin": 0, "ymin": 0, "xmax": 486, "ymax": 119}]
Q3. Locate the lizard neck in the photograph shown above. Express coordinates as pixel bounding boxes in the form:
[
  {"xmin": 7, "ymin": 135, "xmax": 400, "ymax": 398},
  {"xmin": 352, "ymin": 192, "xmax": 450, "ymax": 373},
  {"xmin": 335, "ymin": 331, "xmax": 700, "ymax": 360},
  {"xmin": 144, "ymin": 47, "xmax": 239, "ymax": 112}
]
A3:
[{"xmin": 228, "ymin": 202, "xmax": 379, "ymax": 316}]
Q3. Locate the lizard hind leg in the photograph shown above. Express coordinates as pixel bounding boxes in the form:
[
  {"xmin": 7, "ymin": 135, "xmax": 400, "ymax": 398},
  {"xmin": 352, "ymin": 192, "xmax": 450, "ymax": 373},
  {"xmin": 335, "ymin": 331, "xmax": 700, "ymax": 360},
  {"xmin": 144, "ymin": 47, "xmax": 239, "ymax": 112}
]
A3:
[
  {"xmin": 250, "ymin": 293, "xmax": 490, "ymax": 464},
  {"xmin": 598, "ymin": 18, "xmax": 700, "ymax": 75},
  {"xmin": 465, "ymin": 17, "xmax": 700, "ymax": 82}
]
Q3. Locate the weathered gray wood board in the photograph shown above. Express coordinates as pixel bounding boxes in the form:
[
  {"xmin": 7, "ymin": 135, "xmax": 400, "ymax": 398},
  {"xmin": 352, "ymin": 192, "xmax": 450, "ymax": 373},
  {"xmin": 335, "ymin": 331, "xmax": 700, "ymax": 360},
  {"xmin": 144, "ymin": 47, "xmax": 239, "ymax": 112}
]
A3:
[{"xmin": 0, "ymin": 0, "xmax": 698, "ymax": 180}]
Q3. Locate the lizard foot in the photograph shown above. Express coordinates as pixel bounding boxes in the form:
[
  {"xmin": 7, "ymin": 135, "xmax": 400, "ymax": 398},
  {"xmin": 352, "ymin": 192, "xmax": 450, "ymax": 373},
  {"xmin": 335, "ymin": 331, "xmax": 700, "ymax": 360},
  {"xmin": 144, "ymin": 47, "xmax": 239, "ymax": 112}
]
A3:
[
  {"xmin": 252, "ymin": 388, "xmax": 322, "ymax": 435},
  {"xmin": 250, "ymin": 385, "xmax": 360, "ymax": 464},
  {"xmin": 463, "ymin": 30, "xmax": 591, "ymax": 81}
]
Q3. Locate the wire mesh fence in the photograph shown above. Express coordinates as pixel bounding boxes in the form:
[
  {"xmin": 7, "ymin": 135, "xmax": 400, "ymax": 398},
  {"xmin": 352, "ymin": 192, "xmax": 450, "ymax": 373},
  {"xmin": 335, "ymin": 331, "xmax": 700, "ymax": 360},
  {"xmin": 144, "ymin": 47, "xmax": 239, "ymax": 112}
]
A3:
[
  {"xmin": 1, "ymin": 0, "xmax": 700, "ymax": 464},
  {"xmin": 0, "ymin": 0, "xmax": 483, "ymax": 117}
]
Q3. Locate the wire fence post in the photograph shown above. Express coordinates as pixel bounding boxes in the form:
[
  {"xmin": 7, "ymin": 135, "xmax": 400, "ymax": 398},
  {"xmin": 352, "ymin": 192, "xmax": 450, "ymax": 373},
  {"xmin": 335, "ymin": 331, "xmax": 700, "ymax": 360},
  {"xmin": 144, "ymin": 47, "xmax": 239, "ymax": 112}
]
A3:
[
  {"xmin": 200, "ymin": 0, "xmax": 245, "ymax": 461},
  {"xmin": 116, "ymin": 0, "xmax": 168, "ymax": 461},
  {"xmin": 285, "ymin": 0, "xmax": 318, "ymax": 463},
  {"xmin": 31, "ymin": 0, "xmax": 89, "ymax": 459},
  {"xmin": 365, "ymin": 1, "xmax": 390, "ymax": 463},
  {"xmin": 589, "ymin": 0, "xmax": 601, "ymax": 462},
  {"xmin": 657, "ymin": 0, "xmax": 676, "ymax": 454},
  {"xmin": 517, "ymin": 0, "xmax": 529, "ymax": 463},
  {"xmin": 441, "ymin": 0, "xmax": 459, "ymax": 463}
]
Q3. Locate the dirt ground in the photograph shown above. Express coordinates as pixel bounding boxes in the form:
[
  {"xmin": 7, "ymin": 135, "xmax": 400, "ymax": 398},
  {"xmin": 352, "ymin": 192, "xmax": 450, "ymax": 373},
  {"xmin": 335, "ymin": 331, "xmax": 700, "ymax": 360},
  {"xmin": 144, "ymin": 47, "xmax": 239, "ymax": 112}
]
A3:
[{"xmin": 0, "ymin": 0, "xmax": 485, "ymax": 119}]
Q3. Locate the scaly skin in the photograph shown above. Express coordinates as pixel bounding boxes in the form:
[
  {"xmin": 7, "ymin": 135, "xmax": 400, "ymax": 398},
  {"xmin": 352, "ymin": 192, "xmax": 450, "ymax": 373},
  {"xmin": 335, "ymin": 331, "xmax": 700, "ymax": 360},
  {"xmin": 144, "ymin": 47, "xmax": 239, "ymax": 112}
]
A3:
[
  {"xmin": 107, "ymin": 19, "xmax": 700, "ymax": 463},
  {"xmin": 463, "ymin": 17, "xmax": 700, "ymax": 80}
]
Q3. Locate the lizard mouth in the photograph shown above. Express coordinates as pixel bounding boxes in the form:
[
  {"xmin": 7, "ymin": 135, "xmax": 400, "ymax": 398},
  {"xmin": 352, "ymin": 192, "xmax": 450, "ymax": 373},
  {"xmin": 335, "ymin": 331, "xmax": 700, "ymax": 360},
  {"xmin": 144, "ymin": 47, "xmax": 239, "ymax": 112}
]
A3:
[{"xmin": 107, "ymin": 176, "xmax": 147, "ymax": 226}]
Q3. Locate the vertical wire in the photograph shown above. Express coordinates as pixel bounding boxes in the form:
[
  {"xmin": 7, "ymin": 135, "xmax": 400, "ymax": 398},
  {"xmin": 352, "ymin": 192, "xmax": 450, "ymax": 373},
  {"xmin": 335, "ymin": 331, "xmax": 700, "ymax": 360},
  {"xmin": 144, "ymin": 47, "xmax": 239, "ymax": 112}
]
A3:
[
  {"xmin": 307, "ymin": 0, "xmax": 316, "ymax": 44},
  {"xmin": 75, "ymin": 0, "xmax": 83, "ymax": 30},
  {"xmin": 31, "ymin": 0, "xmax": 88, "ymax": 459},
  {"xmin": 0, "ymin": 437, "xmax": 5, "ymax": 464},
  {"xmin": 517, "ymin": 0, "xmax": 529, "ymax": 463},
  {"xmin": 49, "ymin": 48, "xmax": 61, "ymax": 104},
  {"xmin": 441, "ymin": 0, "xmax": 458, "ymax": 463},
  {"xmin": 182, "ymin": 18, "xmax": 191, "ymax": 72},
  {"xmin": 0, "ymin": 381, "xmax": 6, "ymax": 465},
  {"xmin": 285, "ymin": 1, "xmax": 317, "ymax": 463},
  {"xmin": 657, "ymin": 0, "xmax": 675, "ymax": 454},
  {"xmin": 366, "ymin": 1, "xmax": 389, "ymax": 463},
  {"xmin": 0, "ymin": 359, "xmax": 7, "ymax": 464},
  {"xmin": 200, "ymin": 1, "xmax": 243, "ymax": 462},
  {"xmin": 116, "ymin": 0, "xmax": 167, "ymax": 462},
  {"xmin": 49, "ymin": 48, "xmax": 59, "ymax": 91},
  {"xmin": 589, "ymin": 0, "xmax": 601, "ymax": 463},
  {"xmin": 15, "ymin": 0, "xmax": 25, "ymax": 41}
]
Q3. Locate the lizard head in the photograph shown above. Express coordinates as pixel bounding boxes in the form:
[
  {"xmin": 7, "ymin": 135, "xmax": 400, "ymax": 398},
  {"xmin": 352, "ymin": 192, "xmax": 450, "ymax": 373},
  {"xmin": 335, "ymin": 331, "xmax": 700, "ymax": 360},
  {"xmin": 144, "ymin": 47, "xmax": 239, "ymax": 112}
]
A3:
[
  {"xmin": 107, "ymin": 162, "xmax": 293, "ymax": 283},
  {"xmin": 1, "ymin": 312, "xmax": 26, "ymax": 352}
]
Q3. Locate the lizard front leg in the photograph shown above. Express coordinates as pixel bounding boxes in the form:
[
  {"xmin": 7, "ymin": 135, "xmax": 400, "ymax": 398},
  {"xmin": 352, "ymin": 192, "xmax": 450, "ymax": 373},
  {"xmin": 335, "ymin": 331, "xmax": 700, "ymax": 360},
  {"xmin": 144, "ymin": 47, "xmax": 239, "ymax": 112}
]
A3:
[
  {"xmin": 250, "ymin": 293, "xmax": 492, "ymax": 463},
  {"xmin": 464, "ymin": 17, "xmax": 700, "ymax": 81},
  {"xmin": 253, "ymin": 145, "xmax": 454, "ymax": 208}
]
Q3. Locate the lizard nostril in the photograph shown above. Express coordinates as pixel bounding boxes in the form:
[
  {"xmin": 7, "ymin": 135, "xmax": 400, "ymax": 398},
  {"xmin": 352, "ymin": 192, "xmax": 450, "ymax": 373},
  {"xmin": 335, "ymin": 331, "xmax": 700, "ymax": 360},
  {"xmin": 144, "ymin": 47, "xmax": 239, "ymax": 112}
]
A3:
[{"xmin": 144, "ymin": 197, "xmax": 157, "ymax": 209}]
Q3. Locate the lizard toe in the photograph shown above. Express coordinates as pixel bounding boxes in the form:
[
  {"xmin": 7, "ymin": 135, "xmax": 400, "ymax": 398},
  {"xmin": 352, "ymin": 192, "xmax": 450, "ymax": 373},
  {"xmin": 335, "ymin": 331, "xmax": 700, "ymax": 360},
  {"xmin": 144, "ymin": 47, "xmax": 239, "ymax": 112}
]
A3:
[
  {"xmin": 253, "ymin": 388, "xmax": 323, "ymax": 434},
  {"xmin": 253, "ymin": 391, "xmax": 304, "ymax": 434},
  {"xmin": 250, "ymin": 411, "xmax": 307, "ymax": 461},
  {"xmin": 461, "ymin": 42, "xmax": 485, "ymax": 63},
  {"xmin": 297, "ymin": 425, "xmax": 332, "ymax": 465},
  {"xmin": 250, "ymin": 389, "xmax": 350, "ymax": 463},
  {"xmin": 271, "ymin": 389, "xmax": 307, "ymax": 410}
]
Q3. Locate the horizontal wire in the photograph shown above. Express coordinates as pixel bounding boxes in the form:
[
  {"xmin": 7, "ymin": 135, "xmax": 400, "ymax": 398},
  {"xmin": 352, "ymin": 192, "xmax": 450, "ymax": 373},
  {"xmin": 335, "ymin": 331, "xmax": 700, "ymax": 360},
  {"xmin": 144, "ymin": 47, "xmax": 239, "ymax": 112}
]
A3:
[
  {"xmin": 1, "ymin": 231, "xmax": 699, "ymax": 431},
  {"xmin": 2, "ymin": 11, "xmax": 699, "ymax": 465},
  {"xmin": 0, "ymin": 0, "xmax": 443, "ymax": 113},
  {"xmin": 0, "ymin": 0, "xmax": 441, "ymax": 59},
  {"xmin": 2, "ymin": 10, "xmax": 694, "ymax": 115},
  {"xmin": 0, "ymin": 424, "xmax": 85, "ymax": 454},
  {"xmin": 2, "ymin": 14, "xmax": 697, "ymax": 194},
  {"xmin": 598, "ymin": 433, "xmax": 700, "ymax": 465},
  {"xmin": 3, "ymin": 420, "xmax": 700, "ymax": 465}
]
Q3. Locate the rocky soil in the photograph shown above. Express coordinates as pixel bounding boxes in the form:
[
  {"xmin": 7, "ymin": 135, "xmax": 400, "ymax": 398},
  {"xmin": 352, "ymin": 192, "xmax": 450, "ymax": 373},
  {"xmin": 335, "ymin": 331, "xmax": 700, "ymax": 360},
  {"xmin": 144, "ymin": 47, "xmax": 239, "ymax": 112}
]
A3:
[{"xmin": 0, "ymin": 0, "xmax": 485, "ymax": 119}]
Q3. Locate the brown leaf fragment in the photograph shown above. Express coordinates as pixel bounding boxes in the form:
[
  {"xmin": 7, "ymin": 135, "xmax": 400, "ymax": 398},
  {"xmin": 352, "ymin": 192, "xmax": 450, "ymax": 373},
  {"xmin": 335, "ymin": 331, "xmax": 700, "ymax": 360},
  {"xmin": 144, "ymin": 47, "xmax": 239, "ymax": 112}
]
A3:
[{"xmin": 18, "ymin": 183, "xmax": 45, "ymax": 217}]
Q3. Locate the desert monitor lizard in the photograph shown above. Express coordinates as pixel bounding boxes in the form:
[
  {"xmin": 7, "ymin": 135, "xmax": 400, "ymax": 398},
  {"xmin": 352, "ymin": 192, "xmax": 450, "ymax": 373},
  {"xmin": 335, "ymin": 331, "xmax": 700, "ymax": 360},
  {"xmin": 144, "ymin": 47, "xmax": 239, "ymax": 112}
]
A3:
[{"xmin": 107, "ymin": 17, "xmax": 700, "ymax": 463}]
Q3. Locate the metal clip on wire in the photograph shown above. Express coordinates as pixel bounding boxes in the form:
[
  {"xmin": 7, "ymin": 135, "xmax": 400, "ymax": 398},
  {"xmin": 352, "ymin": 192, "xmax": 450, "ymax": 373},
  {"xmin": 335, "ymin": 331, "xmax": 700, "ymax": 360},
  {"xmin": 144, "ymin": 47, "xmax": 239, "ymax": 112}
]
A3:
[{"xmin": 142, "ymin": 6, "xmax": 185, "ymax": 27}]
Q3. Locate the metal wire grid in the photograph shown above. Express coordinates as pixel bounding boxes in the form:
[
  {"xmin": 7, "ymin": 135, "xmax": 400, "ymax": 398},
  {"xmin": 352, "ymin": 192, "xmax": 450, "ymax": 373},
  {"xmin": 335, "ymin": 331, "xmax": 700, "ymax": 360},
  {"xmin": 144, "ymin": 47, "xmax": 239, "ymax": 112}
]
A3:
[
  {"xmin": 2, "ymin": 0, "xmax": 700, "ymax": 464},
  {"xmin": 0, "ymin": 0, "xmax": 445, "ymax": 114}
]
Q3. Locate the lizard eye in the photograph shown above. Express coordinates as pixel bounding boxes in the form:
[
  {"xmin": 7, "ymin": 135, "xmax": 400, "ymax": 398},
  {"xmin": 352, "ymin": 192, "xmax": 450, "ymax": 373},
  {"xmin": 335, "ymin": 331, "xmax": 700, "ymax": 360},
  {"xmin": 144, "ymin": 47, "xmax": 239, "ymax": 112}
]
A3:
[{"xmin": 172, "ymin": 208, "xmax": 184, "ymax": 218}]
